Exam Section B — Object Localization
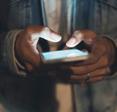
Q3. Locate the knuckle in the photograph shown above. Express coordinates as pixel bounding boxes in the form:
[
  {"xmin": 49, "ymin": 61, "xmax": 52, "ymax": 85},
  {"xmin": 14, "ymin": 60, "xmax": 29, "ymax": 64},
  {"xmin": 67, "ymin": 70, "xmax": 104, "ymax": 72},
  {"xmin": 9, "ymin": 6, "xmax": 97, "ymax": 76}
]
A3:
[
  {"xmin": 73, "ymin": 30, "xmax": 80, "ymax": 35},
  {"xmin": 73, "ymin": 30, "xmax": 83, "ymax": 39}
]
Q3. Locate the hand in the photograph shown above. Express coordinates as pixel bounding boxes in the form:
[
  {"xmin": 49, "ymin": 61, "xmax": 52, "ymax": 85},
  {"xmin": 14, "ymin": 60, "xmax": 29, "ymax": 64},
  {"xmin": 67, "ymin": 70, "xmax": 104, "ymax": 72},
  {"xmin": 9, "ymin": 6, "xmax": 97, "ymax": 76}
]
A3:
[
  {"xmin": 65, "ymin": 30, "xmax": 116, "ymax": 83},
  {"xmin": 15, "ymin": 25, "xmax": 61, "ymax": 72}
]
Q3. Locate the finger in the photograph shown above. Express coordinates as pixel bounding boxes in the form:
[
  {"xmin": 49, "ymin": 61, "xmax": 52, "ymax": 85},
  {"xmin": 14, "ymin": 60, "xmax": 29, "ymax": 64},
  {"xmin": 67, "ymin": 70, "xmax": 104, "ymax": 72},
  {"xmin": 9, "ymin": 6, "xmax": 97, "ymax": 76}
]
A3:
[
  {"xmin": 26, "ymin": 27, "xmax": 62, "ymax": 55},
  {"xmin": 28, "ymin": 51, "xmax": 42, "ymax": 68},
  {"xmin": 87, "ymin": 67, "xmax": 110, "ymax": 77},
  {"xmin": 73, "ymin": 42, "xmax": 107, "ymax": 66},
  {"xmin": 66, "ymin": 31, "xmax": 83, "ymax": 48},
  {"xmin": 66, "ymin": 30, "xmax": 96, "ymax": 48},
  {"xmin": 86, "ymin": 76, "xmax": 104, "ymax": 83},
  {"xmin": 70, "ymin": 55, "xmax": 109, "ymax": 75},
  {"xmin": 66, "ymin": 37, "xmax": 83, "ymax": 48},
  {"xmin": 70, "ymin": 74, "xmax": 106, "ymax": 83},
  {"xmin": 70, "ymin": 67, "xmax": 110, "ymax": 81},
  {"xmin": 25, "ymin": 26, "xmax": 62, "ymax": 42},
  {"xmin": 66, "ymin": 31, "xmax": 106, "ymax": 66},
  {"xmin": 86, "ymin": 67, "xmax": 110, "ymax": 83},
  {"xmin": 22, "ymin": 43, "xmax": 42, "ymax": 70},
  {"xmin": 31, "ymin": 27, "xmax": 62, "ymax": 43}
]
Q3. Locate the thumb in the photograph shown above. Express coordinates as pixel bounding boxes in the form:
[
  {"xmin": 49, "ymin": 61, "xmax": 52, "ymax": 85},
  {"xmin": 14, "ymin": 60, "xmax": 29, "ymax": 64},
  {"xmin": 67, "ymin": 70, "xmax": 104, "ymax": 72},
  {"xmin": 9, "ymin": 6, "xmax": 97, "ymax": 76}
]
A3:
[
  {"xmin": 66, "ymin": 30, "xmax": 96, "ymax": 48},
  {"xmin": 31, "ymin": 27, "xmax": 62, "ymax": 43},
  {"xmin": 66, "ymin": 31, "xmax": 83, "ymax": 48}
]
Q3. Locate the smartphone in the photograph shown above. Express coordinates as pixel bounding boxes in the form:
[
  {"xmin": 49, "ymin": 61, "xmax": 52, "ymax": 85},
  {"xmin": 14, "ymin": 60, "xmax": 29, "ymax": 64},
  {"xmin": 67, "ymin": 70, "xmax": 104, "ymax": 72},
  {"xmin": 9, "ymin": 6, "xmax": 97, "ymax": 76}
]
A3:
[{"xmin": 41, "ymin": 49, "xmax": 89, "ymax": 64}]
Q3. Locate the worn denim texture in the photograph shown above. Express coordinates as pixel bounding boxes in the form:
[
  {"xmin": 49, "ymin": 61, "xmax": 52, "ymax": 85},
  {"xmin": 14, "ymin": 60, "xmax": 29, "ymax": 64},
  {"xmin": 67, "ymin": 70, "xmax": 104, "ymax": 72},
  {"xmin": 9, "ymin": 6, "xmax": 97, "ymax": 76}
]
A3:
[{"xmin": 0, "ymin": 0, "xmax": 117, "ymax": 112}]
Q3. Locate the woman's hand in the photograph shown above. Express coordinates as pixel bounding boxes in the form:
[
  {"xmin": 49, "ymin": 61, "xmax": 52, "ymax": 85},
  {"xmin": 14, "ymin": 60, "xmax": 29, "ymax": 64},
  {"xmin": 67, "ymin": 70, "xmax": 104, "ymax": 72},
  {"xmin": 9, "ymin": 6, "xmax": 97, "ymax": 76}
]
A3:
[
  {"xmin": 65, "ymin": 30, "xmax": 116, "ymax": 83},
  {"xmin": 15, "ymin": 25, "xmax": 61, "ymax": 72}
]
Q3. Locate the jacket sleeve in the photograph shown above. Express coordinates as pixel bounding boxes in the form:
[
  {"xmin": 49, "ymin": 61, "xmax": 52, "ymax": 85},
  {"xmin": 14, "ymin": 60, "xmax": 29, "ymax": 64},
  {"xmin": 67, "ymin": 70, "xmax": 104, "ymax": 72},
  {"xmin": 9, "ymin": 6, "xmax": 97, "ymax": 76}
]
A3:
[{"xmin": 0, "ymin": 30, "xmax": 27, "ymax": 76}]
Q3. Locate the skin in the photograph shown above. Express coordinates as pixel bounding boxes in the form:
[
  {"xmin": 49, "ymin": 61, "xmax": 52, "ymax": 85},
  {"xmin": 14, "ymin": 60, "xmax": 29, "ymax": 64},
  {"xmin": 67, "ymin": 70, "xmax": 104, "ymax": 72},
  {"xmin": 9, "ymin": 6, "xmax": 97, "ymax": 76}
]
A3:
[
  {"xmin": 15, "ymin": 25, "xmax": 61, "ymax": 72},
  {"xmin": 15, "ymin": 26, "xmax": 116, "ymax": 83},
  {"xmin": 65, "ymin": 30, "xmax": 116, "ymax": 83}
]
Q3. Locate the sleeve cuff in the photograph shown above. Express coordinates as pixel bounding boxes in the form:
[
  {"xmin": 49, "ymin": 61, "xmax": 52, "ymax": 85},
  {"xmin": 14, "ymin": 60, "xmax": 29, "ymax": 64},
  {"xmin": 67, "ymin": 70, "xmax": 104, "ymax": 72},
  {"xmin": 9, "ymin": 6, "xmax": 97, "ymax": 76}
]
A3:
[{"xmin": 3, "ymin": 30, "xmax": 27, "ymax": 76}]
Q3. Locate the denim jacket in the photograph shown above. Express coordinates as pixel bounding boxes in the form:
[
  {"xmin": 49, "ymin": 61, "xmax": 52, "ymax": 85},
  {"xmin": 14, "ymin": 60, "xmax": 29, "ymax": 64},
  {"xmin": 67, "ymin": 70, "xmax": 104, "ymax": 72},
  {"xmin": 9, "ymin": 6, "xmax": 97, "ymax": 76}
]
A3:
[{"xmin": 0, "ymin": 0, "xmax": 117, "ymax": 112}]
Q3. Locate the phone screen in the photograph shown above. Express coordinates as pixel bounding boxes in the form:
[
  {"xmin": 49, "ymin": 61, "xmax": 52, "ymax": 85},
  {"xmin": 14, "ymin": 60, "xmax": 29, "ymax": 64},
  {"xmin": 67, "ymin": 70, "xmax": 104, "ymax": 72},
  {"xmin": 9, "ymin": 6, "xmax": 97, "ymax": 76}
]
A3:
[{"xmin": 42, "ymin": 49, "xmax": 89, "ymax": 63}]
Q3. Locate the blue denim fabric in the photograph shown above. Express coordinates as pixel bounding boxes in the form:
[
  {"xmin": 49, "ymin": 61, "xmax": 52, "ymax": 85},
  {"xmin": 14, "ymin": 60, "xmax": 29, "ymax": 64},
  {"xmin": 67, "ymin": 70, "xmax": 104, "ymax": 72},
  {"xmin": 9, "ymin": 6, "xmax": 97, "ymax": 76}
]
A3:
[
  {"xmin": 72, "ymin": 0, "xmax": 117, "ymax": 112},
  {"xmin": 8, "ymin": 0, "xmax": 43, "ymax": 29},
  {"xmin": 72, "ymin": 0, "xmax": 117, "ymax": 38},
  {"xmin": 0, "ymin": 1, "xmax": 56, "ymax": 112},
  {"xmin": 74, "ymin": 75, "xmax": 117, "ymax": 112},
  {"xmin": 0, "ymin": 0, "xmax": 117, "ymax": 112}
]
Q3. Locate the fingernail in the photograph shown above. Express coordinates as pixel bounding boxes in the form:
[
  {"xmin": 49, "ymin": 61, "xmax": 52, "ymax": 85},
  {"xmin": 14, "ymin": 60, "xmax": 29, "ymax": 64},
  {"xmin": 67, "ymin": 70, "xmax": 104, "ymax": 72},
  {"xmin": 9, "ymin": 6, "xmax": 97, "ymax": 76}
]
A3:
[
  {"xmin": 66, "ymin": 37, "xmax": 78, "ymax": 47},
  {"xmin": 50, "ymin": 33, "xmax": 62, "ymax": 42}
]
